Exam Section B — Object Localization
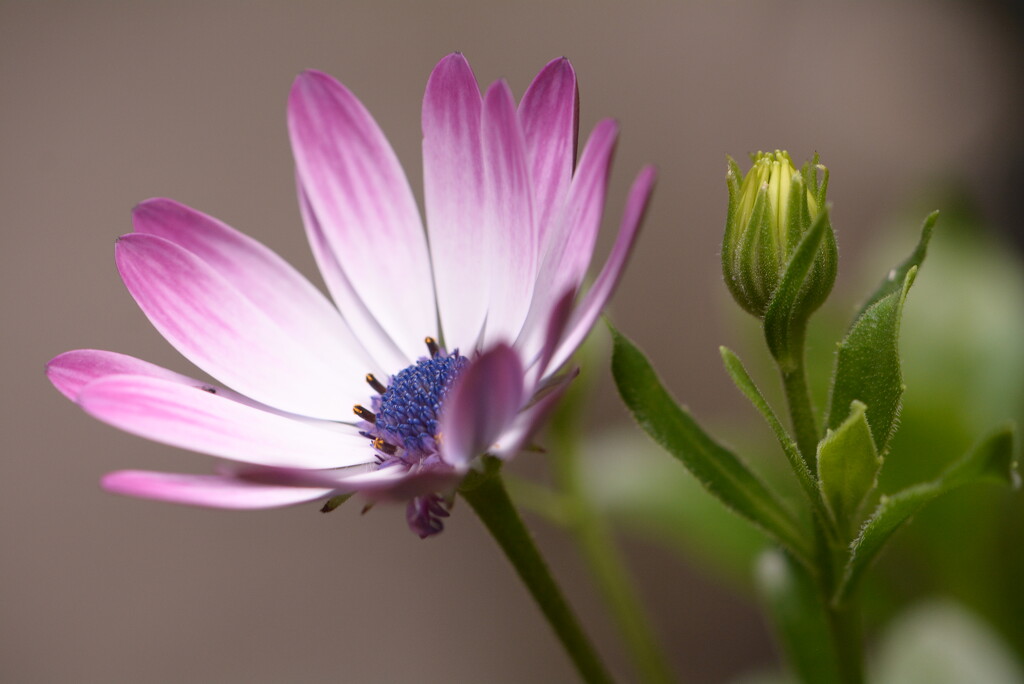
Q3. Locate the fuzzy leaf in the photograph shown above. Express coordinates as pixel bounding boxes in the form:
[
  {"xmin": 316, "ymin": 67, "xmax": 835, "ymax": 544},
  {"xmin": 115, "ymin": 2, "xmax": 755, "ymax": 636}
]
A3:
[
  {"xmin": 826, "ymin": 267, "xmax": 917, "ymax": 454},
  {"xmin": 720, "ymin": 346, "xmax": 820, "ymax": 509},
  {"xmin": 611, "ymin": 327, "xmax": 812, "ymax": 563},
  {"xmin": 816, "ymin": 401, "xmax": 881, "ymax": 535},
  {"xmin": 836, "ymin": 424, "xmax": 1018, "ymax": 604},
  {"xmin": 856, "ymin": 211, "xmax": 938, "ymax": 321}
]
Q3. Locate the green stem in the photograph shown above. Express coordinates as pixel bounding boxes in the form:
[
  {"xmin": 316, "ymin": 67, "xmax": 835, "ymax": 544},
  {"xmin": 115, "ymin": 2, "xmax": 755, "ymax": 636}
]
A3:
[
  {"xmin": 553, "ymin": 432, "xmax": 676, "ymax": 684},
  {"xmin": 773, "ymin": 332, "xmax": 865, "ymax": 684},
  {"xmin": 778, "ymin": 335, "xmax": 820, "ymax": 477},
  {"xmin": 826, "ymin": 601, "xmax": 865, "ymax": 684},
  {"xmin": 462, "ymin": 473, "xmax": 615, "ymax": 684}
]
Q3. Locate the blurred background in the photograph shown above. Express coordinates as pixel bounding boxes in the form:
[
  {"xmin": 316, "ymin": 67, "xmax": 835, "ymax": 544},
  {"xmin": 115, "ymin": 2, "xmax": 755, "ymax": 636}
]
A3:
[{"xmin": 2, "ymin": 1, "xmax": 1022, "ymax": 682}]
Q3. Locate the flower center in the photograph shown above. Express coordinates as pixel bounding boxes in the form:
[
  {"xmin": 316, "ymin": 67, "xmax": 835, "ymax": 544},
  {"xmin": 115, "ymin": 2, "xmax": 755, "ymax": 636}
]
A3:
[
  {"xmin": 353, "ymin": 337, "xmax": 469, "ymax": 469},
  {"xmin": 351, "ymin": 337, "xmax": 469, "ymax": 539}
]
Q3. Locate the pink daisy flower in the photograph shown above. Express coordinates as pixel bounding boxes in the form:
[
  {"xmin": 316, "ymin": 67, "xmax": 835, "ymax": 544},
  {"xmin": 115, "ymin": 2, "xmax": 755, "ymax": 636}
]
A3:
[{"xmin": 46, "ymin": 53, "xmax": 655, "ymax": 537}]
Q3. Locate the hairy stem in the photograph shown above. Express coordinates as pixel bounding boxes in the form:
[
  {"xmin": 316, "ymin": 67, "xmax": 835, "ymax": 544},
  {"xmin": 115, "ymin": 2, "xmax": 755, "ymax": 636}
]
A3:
[
  {"xmin": 774, "ymin": 331, "xmax": 865, "ymax": 684},
  {"xmin": 778, "ymin": 334, "xmax": 820, "ymax": 477},
  {"xmin": 827, "ymin": 601, "xmax": 865, "ymax": 684}
]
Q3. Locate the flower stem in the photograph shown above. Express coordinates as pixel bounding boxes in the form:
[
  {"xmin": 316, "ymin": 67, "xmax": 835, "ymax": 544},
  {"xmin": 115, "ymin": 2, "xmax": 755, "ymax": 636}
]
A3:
[
  {"xmin": 826, "ymin": 601, "xmax": 865, "ymax": 684},
  {"xmin": 462, "ymin": 473, "xmax": 614, "ymax": 684},
  {"xmin": 773, "ymin": 331, "xmax": 866, "ymax": 684},
  {"xmin": 778, "ymin": 333, "xmax": 820, "ymax": 477}
]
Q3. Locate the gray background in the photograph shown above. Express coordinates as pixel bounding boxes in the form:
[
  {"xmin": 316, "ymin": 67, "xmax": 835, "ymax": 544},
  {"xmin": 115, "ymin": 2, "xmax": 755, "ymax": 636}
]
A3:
[{"xmin": 2, "ymin": 1, "xmax": 1020, "ymax": 681}]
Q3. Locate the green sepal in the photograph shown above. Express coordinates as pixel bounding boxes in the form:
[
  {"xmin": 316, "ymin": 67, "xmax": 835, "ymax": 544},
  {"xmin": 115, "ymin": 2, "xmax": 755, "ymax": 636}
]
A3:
[
  {"xmin": 722, "ymin": 157, "xmax": 747, "ymax": 312},
  {"xmin": 784, "ymin": 164, "xmax": 810, "ymax": 255},
  {"xmin": 757, "ymin": 548, "xmax": 844, "ymax": 684},
  {"xmin": 826, "ymin": 267, "xmax": 917, "ymax": 455},
  {"xmin": 763, "ymin": 207, "xmax": 832, "ymax": 371},
  {"xmin": 798, "ymin": 156, "xmax": 837, "ymax": 316},
  {"xmin": 835, "ymin": 424, "xmax": 1018, "ymax": 604},
  {"xmin": 319, "ymin": 493, "xmax": 354, "ymax": 513},
  {"xmin": 816, "ymin": 401, "xmax": 881, "ymax": 536},
  {"xmin": 723, "ymin": 156, "xmax": 744, "ymax": 255},
  {"xmin": 854, "ymin": 210, "xmax": 938, "ymax": 322},
  {"xmin": 611, "ymin": 326, "xmax": 813, "ymax": 565},
  {"xmin": 735, "ymin": 177, "xmax": 776, "ymax": 315},
  {"xmin": 802, "ymin": 155, "xmax": 830, "ymax": 213}
]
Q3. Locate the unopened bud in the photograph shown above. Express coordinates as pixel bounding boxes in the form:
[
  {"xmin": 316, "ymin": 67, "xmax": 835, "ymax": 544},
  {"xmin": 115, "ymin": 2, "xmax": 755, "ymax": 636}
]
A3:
[{"xmin": 722, "ymin": 151, "xmax": 837, "ymax": 318}]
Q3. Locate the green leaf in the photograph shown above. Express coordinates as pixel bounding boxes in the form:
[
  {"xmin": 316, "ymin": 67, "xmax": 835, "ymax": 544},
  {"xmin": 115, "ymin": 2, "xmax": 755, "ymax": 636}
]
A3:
[
  {"xmin": 816, "ymin": 401, "xmax": 881, "ymax": 536},
  {"xmin": 856, "ymin": 210, "xmax": 938, "ymax": 321},
  {"xmin": 826, "ymin": 267, "xmax": 917, "ymax": 455},
  {"xmin": 757, "ymin": 548, "xmax": 844, "ymax": 684},
  {"xmin": 835, "ymin": 424, "xmax": 1018, "ymax": 604},
  {"xmin": 611, "ymin": 326, "xmax": 813, "ymax": 564},
  {"xmin": 764, "ymin": 207, "xmax": 831, "ymax": 371},
  {"xmin": 720, "ymin": 347, "xmax": 821, "ymax": 512}
]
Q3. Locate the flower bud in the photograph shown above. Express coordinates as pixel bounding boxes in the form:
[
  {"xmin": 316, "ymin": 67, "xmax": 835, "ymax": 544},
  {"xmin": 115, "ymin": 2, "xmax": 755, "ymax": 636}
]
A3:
[{"xmin": 722, "ymin": 151, "xmax": 837, "ymax": 318}]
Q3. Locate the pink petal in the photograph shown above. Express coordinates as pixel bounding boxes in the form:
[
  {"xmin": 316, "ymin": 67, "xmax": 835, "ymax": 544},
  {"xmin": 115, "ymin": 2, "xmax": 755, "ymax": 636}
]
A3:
[
  {"xmin": 115, "ymin": 233, "xmax": 369, "ymax": 419},
  {"xmin": 47, "ymin": 349, "xmax": 195, "ymax": 401},
  {"xmin": 46, "ymin": 348, "xmax": 309, "ymax": 418},
  {"xmin": 328, "ymin": 465, "xmax": 464, "ymax": 501},
  {"xmin": 519, "ymin": 57, "xmax": 578, "ymax": 243},
  {"xmin": 132, "ymin": 198, "xmax": 375, "ymax": 371},
  {"xmin": 222, "ymin": 464, "xmax": 368, "ymax": 486},
  {"xmin": 288, "ymin": 70, "xmax": 436, "ymax": 361},
  {"xmin": 547, "ymin": 165, "xmax": 657, "ymax": 372},
  {"xmin": 79, "ymin": 375, "xmax": 374, "ymax": 469},
  {"xmin": 479, "ymin": 80, "xmax": 538, "ymax": 348},
  {"xmin": 439, "ymin": 344, "xmax": 525, "ymax": 467},
  {"xmin": 422, "ymin": 53, "xmax": 488, "ymax": 352},
  {"xmin": 223, "ymin": 463, "xmax": 457, "ymax": 500},
  {"xmin": 102, "ymin": 470, "xmax": 332, "ymax": 509},
  {"xmin": 492, "ymin": 369, "xmax": 577, "ymax": 459},
  {"xmin": 547, "ymin": 120, "xmax": 619, "ymax": 298},
  {"xmin": 297, "ymin": 180, "xmax": 410, "ymax": 373},
  {"xmin": 514, "ymin": 120, "xmax": 618, "ymax": 360},
  {"xmin": 229, "ymin": 461, "xmax": 464, "ymax": 501},
  {"xmin": 525, "ymin": 287, "xmax": 577, "ymax": 387}
]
